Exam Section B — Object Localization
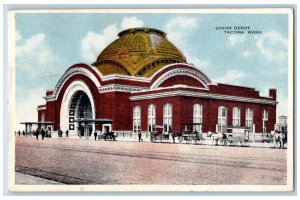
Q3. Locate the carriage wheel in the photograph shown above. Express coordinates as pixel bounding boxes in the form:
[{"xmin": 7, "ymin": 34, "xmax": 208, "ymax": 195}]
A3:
[{"xmin": 199, "ymin": 139, "xmax": 203, "ymax": 145}]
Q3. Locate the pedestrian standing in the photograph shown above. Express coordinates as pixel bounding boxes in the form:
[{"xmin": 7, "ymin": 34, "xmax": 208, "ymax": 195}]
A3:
[
  {"xmin": 94, "ymin": 131, "xmax": 98, "ymax": 141},
  {"xmin": 171, "ymin": 131, "xmax": 175, "ymax": 144},
  {"xmin": 66, "ymin": 130, "xmax": 69, "ymax": 137},
  {"xmin": 138, "ymin": 130, "xmax": 143, "ymax": 142},
  {"xmin": 18, "ymin": 130, "xmax": 21, "ymax": 137},
  {"xmin": 35, "ymin": 129, "xmax": 39, "ymax": 140},
  {"xmin": 41, "ymin": 128, "xmax": 45, "ymax": 140}
]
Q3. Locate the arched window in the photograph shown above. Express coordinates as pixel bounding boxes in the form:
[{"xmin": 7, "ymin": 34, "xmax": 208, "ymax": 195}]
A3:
[
  {"xmin": 148, "ymin": 104, "xmax": 156, "ymax": 132},
  {"xmin": 232, "ymin": 107, "xmax": 241, "ymax": 127},
  {"xmin": 262, "ymin": 109, "xmax": 268, "ymax": 133},
  {"xmin": 193, "ymin": 104, "xmax": 203, "ymax": 132},
  {"xmin": 218, "ymin": 106, "xmax": 227, "ymax": 133},
  {"xmin": 133, "ymin": 106, "xmax": 141, "ymax": 133},
  {"xmin": 245, "ymin": 108, "xmax": 254, "ymax": 132},
  {"xmin": 163, "ymin": 103, "xmax": 172, "ymax": 132}
]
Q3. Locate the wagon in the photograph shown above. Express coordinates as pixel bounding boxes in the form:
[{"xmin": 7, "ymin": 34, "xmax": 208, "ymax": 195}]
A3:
[
  {"xmin": 224, "ymin": 127, "xmax": 251, "ymax": 147},
  {"xmin": 150, "ymin": 125, "xmax": 170, "ymax": 143},
  {"xmin": 178, "ymin": 123, "xmax": 205, "ymax": 144},
  {"xmin": 178, "ymin": 132, "xmax": 205, "ymax": 144},
  {"xmin": 98, "ymin": 131, "xmax": 117, "ymax": 141}
]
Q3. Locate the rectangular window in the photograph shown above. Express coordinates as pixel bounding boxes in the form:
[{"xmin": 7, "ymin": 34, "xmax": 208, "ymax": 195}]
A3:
[{"xmin": 262, "ymin": 109, "xmax": 268, "ymax": 133}]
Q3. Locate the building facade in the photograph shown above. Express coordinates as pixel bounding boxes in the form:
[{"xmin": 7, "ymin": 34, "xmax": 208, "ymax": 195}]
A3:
[{"xmin": 37, "ymin": 27, "xmax": 277, "ymax": 137}]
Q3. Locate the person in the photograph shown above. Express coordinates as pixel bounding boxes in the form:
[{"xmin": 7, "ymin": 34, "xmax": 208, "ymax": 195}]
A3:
[
  {"xmin": 138, "ymin": 130, "xmax": 143, "ymax": 142},
  {"xmin": 171, "ymin": 131, "xmax": 175, "ymax": 144},
  {"xmin": 41, "ymin": 128, "xmax": 45, "ymax": 140},
  {"xmin": 18, "ymin": 130, "xmax": 21, "ymax": 137},
  {"xmin": 35, "ymin": 129, "xmax": 39, "ymax": 140},
  {"xmin": 58, "ymin": 129, "xmax": 62, "ymax": 137},
  {"xmin": 94, "ymin": 131, "xmax": 98, "ymax": 141},
  {"xmin": 22, "ymin": 131, "xmax": 25, "ymax": 136},
  {"xmin": 66, "ymin": 130, "xmax": 69, "ymax": 137}
]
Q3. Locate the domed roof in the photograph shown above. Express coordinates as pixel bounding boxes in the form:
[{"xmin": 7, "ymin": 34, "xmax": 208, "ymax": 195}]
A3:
[{"xmin": 92, "ymin": 27, "xmax": 186, "ymax": 77}]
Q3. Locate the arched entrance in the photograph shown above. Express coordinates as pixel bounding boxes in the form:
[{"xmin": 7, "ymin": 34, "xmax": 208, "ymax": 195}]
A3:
[
  {"xmin": 60, "ymin": 80, "xmax": 96, "ymax": 138},
  {"xmin": 71, "ymin": 91, "xmax": 93, "ymax": 137}
]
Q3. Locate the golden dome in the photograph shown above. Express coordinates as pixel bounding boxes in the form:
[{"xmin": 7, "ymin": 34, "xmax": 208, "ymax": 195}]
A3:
[{"xmin": 92, "ymin": 27, "xmax": 186, "ymax": 77}]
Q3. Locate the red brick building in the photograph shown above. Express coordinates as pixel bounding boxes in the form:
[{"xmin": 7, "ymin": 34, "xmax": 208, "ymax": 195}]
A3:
[{"xmin": 37, "ymin": 28, "xmax": 277, "ymax": 137}]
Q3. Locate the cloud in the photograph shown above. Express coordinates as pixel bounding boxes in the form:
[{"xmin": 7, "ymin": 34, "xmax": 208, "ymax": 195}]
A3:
[
  {"xmin": 16, "ymin": 33, "xmax": 58, "ymax": 68},
  {"xmin": 165, "ymin": 16, "xmax": 198, "ymax": 50},
  {"xmin": 121, "ymin": 17, "xmax": 144, "ymax": 29},
  {"xmin": 81, "ymin": 24, "xmax": 118, "ymax": 63},
  {"xmin": 14, "ymin": 87, "xmax": 46, "ymax": 131},
  {"xmin": 188, "ymin": 56, "xmax": 211, "ymax": 70},
  {"xmin": 242, "ymin": 49, "xmax": 253, "ymax": 57},
  {"xmin": 256, "ymin": 30, "xmax": 288, "ymax": 62},
  {"xmin": 214, "ymin": 70, "xmax": 246, "ymax": 85},
  {"xmin": 15, "ymin": 32, "xmax": 62, "ymax": 129},
  {"xmin": 164, "ymin": 16, "xmax": 204, "ymax": 69},
  {"xmin": 227, "ymin": 34, "xmax": 246, "ymax": 46},
  {"xmin": 166, "ymin": 16, "xmax": 197, "ymax": 30},
  {"xmin": 81, "ymin": 16, "xmax": 146, "ymax": 63}
]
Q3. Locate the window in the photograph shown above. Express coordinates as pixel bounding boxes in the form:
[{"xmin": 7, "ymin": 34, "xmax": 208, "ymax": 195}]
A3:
[
  {"xmin": 263, "ymin": 109, "xmax": 268, "ymax": 121},
  {"xmin": 245, "ymin": 108, "xmax": 254, "ymax": 132},
  {"xmin": 133, "ymin": 106, "xmax": 141, "ymax": 133},
  {"xmin": 163, "ymin": 103, "xmax": 172, "ymax": 132},
  {"xmin": 148, "ymin": 104, "xmax": 156, "ymax": 132},
  {"xmin": 218, "ymin": 106, "xmax": 227, "ymax": 133},
  {"xmin": 232, "ymin": 107, "xmax": 241, "ymax": 127},
  {"xmin": 262, "ymin": 109, "xmax": 268, "ymax": 133},
  {"xmin": 193, "ymin": 104, "xmax": 203, "ymax": 132}
]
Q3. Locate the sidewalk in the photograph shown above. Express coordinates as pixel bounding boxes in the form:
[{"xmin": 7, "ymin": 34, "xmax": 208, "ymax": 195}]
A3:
[{"xmin": 48, "ymin": 134, "xmax": 279, "ymax": 149}]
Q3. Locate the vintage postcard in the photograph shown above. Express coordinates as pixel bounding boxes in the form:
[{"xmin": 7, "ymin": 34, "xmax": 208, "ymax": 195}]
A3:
[{"xmin": 8, "ymin": 8, "xmax": 294, "ymax": 192}]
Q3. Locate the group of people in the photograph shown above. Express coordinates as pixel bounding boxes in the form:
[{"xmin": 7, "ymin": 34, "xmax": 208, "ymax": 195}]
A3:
[
  {"xmin": 58, "ymin": 130, "xmax": 69, "ymax": 137},
  {"xmin": 16, "ymin": 129, "xmax": 50, "ymax": 139},
  {"xmin": 34, "ymin": 128, "xmax": 48, "ymax": 140},
  {"xmin": 16, "ymin": 130, "xmax": 27, "ymax": 137}
]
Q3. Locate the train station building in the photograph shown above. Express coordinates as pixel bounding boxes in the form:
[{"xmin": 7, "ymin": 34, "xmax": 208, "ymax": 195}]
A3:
[{"xmin": 37, "ymin": 27, "xmax": 277, "ymax": 137}]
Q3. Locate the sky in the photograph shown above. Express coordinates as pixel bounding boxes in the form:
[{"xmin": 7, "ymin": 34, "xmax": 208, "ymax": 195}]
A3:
[{"xmin": 14, "ymin": 12, "xmax": 290, "ymax": 131}]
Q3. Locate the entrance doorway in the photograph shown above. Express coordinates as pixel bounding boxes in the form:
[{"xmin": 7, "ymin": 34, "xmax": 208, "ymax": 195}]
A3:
[
  {"xmin": 69, "ymin": 90, "xmax": 94, "ymax": 138},
  {"xmin": 60, "ymin": 81, "xmax": 96, "ymax": 137},
  {"xmin": 102, "ymin": 124, "xmax": 112, "ymax": 133}
]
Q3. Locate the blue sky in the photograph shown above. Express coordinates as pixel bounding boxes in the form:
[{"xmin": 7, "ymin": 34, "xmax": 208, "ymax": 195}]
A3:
[{"xmin": 14, "ymin": 12, "xmax": 290, "ymax": 130}]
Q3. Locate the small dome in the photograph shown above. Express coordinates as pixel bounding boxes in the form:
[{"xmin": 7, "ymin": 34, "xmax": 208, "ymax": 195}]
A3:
[{"xmin": 92, "ymin": 27, "xmax": 186, "ymax": 77}]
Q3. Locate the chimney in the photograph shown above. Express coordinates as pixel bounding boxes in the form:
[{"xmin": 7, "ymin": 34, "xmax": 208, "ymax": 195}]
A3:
[{"xmin": 269, "ymin": 89, "xmax": 277, "ymax": 100}]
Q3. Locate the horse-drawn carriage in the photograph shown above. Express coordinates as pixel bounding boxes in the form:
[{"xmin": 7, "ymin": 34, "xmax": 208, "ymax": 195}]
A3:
[
  {"xmin": 150, "ymin": 125, "xmax": 170, "ymax": 143},
  {"xmin": 208, "ymin": 127, "xmax": 251, "ymax": 147},
  {"xmin": 269, "ymin": 130, "xmax": 287, "ymax": 149},
  {"xmin": 177, "ymin": 123, "xmax": 205, "ymax": 144},
  {"xmin": 98, "ymin": 131, "xmax": 117, "ymax": 141}
]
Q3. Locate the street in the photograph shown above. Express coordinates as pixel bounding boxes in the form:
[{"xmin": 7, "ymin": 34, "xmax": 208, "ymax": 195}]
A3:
[{"xmin": 15, "ymin": 137, "xmax": 287, "ymax": 185}]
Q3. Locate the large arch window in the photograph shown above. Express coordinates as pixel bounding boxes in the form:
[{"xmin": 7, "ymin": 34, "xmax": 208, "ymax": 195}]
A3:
[
  {"xmin": 246, "ymin": 108, "xmax": 254, "ymax": 132},
  {"xmin": 193, "ymin": 104, "xmax": 203, "ymax": 132},
  {"xmin": 262, "ymin": 109, "xmax": 268, "ymax": 133},
  {"xmin": 148, "ymin": 104, "xmax": 156, "ymax": 132},
  {"xmin": 163, "ymin": 103, "xmax": 172, "ymax": 132},
  {"xmin": 232, "ymin": 107, "xmax": 241, "ymax": 127},
  {"xmin": 218, "ymin": 106, "xmax": 227, "ymax": 133},
  {"xmin": 133, "ymin": 106, "xmax": 141, "ymax": 133}
]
